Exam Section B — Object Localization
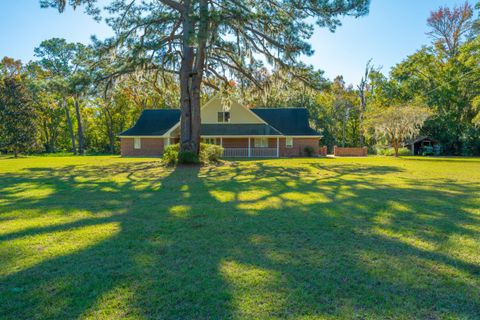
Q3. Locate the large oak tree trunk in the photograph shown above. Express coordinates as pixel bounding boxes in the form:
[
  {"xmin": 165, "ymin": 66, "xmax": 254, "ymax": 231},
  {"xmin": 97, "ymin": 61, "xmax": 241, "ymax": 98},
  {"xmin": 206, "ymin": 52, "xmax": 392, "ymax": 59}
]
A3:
[
  {"xmin": 189, "ymin": 0, "xmax": 208, "ymax": 156},
  {"xmin": 179, "ymin": 47, "xmax": 195, "ymax": 154},
  {"xmin": 190, "ymin": 77, "xmax": 201, "ymax": 156},
  {"xmin": 178, "ymin": 0, "xmax": 208, "ymax": 158},
  {"xmin": 64, "ymin": 99, "xmax": 76, "ymax": 155},
  {"xmin": 179, "ymin": 0, "xmax": 198, "ymax": 156}
]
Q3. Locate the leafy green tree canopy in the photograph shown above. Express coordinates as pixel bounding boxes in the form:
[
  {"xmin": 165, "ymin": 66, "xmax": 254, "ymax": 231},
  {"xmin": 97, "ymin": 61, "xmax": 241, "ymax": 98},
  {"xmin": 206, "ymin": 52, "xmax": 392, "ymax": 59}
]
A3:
[
  {"xmin": 0, "ymin": 58, "xmax": 38, "ymax": 157},
  {"xmin": 365, "ymin": 104, "xmax": 432, "ymax": 157}
]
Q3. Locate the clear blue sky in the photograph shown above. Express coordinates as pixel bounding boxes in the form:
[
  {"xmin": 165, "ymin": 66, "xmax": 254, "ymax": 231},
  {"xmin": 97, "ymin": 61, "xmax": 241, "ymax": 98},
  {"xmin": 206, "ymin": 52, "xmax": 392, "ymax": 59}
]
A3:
[{"xmin": 0, "ymin": 0, "xmax": 469, "ymax": 85}]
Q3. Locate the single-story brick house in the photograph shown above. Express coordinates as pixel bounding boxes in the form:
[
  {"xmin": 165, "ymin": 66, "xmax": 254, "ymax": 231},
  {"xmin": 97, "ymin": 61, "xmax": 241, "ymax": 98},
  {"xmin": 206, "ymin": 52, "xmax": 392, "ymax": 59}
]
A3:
[{"xmin": 119, "ymin": 96, "xmax": 321, "ymax": 157}]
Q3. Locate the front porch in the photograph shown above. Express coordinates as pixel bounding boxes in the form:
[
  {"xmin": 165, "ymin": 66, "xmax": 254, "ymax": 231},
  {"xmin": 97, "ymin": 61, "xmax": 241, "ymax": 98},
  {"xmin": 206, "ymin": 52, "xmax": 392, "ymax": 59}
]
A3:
[
  {"xmin": 120, "ymin": 135, "xmax": 320, "ymax": 158},
  {"xmin": 222, "ymin": 147, "xmax": 278, "ymax": 158},
  {"xmin": 203, "ymin": 137, "xmax": 281, "ymax": 158}
]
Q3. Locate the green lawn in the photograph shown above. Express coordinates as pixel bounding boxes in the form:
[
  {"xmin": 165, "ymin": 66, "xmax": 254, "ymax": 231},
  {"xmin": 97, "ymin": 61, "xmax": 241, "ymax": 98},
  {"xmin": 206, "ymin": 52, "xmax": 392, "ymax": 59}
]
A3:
[{"xmin": 0, "ymin": 156, "xmax": 479, "ymax": 319}]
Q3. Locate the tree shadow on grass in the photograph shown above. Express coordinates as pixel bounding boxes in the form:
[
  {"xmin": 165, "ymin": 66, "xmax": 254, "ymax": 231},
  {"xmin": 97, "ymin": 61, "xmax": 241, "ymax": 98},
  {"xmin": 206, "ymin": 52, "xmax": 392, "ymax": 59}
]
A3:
[
  {"xmin": 0, "ymin": 162, "xmax": 238, "ymax": 319},
  {"xmin": 0, "ymin": 159, "xmax": 479, "ymax": 319},
  {"xmin": 401, "ymin": 156, "xmax": 480, "ymax": 164}
]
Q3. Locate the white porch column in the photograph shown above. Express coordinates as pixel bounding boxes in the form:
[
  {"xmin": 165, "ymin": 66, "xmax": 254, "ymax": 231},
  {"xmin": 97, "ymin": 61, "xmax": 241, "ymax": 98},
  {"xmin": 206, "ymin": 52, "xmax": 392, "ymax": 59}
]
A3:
[
  {"xmin": 220, "ymin": 137, "xmax": 223, "ymax": 147},
  {"xmin": 248, "ymin": 137, "xmax": 251, "ymax": 158},
  {"xmin": 276, "ymin": 137, "xmax": 279, "ymax": 158}
]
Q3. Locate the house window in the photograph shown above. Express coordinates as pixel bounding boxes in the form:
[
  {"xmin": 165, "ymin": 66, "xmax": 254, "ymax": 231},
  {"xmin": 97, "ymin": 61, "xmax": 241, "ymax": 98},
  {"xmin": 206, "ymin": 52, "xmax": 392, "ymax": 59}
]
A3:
[
  {"xmin": 164, "ymin": 138, "xmax": 170, "ymax": 147},
  {"xmin": 286, "ymin": 137, "xmax": 293, "ymax": 148},
  {"xmin": 134, "ymin": 137, "xmax": 141, "ymax": 149},
  {"xmin": 202, "ymin": 138, "xmax": 217, "ymax": 145},
  {"xmin": 254, "ymin": 137, "xmax": 268, "ymax": 148},
  {"xmin": 217, "ymin": 112, "xmax": 230, "ymax": 123}
]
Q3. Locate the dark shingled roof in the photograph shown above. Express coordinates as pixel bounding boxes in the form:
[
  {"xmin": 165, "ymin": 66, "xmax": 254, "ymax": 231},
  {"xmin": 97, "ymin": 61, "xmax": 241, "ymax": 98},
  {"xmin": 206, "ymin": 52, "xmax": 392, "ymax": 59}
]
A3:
[
  {"xmin": 119, "ymin": 109, "xmax": 180, "ymax": 136},
  {"xmin": 119, "ymin": 107, "xmax": 320, "ymax": 137},
  {"xmin": 201, "ymin": 124, "xmax": 281, "ymax": 136},
  {"xmin": 251, "ymin": 108, "xmax": 320, "ymax": 136}
]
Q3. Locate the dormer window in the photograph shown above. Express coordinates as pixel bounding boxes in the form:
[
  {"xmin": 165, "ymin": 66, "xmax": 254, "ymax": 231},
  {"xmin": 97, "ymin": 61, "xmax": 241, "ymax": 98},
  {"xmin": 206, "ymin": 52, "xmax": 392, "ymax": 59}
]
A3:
[{"xmin": 218, "ymin": 111, "xmax": 230, "ymax": 123}]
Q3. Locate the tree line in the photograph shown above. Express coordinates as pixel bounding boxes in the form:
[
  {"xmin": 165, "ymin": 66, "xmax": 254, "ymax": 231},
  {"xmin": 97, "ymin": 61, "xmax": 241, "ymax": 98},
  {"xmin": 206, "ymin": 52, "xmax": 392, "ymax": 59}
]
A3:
[{"xmin": 1, "ymin": 1, "xmax": 479, "ymax": 157}]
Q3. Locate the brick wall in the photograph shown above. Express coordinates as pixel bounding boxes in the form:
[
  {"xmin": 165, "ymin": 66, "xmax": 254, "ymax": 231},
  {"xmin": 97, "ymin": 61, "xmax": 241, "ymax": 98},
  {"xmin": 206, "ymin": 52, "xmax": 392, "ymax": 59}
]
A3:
[
  {"xmin": 121, "ymin": 138, "xmax": 164, "ymax": 156},
  {"xmin": 221, "ymin": 138, "xmax": 249, "ymax": 148},
  {"xmin": 279, "ymin": 137, "xmax": 320, "ymax": 157},
  {"xmin": 333, "ymin": 146, "xmax": 367, "ymax": 157}
]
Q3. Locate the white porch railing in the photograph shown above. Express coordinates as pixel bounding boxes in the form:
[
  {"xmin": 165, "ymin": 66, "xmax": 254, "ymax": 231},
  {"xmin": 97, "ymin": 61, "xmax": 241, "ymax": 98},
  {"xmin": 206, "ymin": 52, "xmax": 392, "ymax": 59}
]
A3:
[
  {"xmin": 222, "ymin": 148, "xmax": 277, "ymax": 158},
  {"xmin": 223, "ymin": 148, "xmax": 249, "ymax": 158},
  {"xmin": 251, "ymin": 148, "xmax": 277, "ymax": 157}
]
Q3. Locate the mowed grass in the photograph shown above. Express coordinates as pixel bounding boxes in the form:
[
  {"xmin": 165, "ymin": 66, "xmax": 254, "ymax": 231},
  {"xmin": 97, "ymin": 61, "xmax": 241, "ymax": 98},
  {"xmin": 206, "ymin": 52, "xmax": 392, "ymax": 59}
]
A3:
[{"xmin": 0, "ymin": 155, "xmax": 479, "ymax": 320}]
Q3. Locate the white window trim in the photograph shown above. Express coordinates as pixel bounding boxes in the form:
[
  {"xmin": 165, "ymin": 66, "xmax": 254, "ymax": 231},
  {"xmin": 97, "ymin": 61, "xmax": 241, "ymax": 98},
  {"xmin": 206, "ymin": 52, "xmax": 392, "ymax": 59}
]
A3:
[
  {"xmin": 202, "ymin": 138, "xmax": 217, "ymax": 145},
  {"xmin": 217, "ymin": 111, "xmax": 231, "ymax": 123},
  {"xmin": 134, "ymin": 137, "xmax": 141, "ymax": 149},
  {"xmin": 286, "ymin": 137, "xmax": 293, "ymax": 148},
  {"xmin": 254, "ymin": 137, "xmax": 268, "ymax": 148}
]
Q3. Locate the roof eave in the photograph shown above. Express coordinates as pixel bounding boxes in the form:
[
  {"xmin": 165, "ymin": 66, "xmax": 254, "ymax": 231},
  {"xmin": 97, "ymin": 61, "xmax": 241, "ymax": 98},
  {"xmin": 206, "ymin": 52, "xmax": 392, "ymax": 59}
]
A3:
[
  {"xmin": 117, "ymin": 134, "xmax": 169, "ymax": 138},
  {"xmin": 288, "ymin": 135, "xmax": 322, "ymax": 138}
]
